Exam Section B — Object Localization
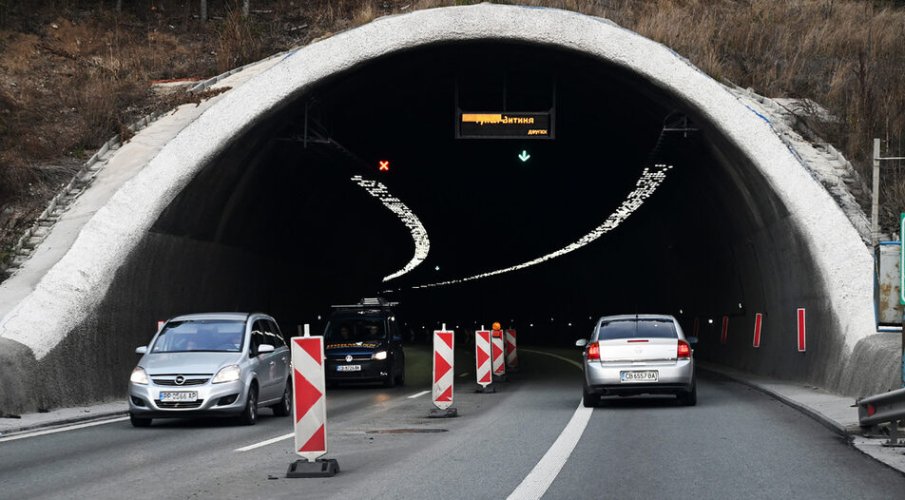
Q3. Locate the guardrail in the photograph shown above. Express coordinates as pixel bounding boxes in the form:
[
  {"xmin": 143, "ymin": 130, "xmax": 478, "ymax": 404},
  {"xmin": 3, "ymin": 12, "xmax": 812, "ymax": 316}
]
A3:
[{"xmin": 857, "ymin": 387, "xmax": 905, "ymax": 447}]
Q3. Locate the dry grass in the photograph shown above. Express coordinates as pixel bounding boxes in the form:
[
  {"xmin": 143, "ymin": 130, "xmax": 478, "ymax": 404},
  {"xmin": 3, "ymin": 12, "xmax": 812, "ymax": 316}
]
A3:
[{"xmin": 0, "ymin": 0, "xmax": 904, "ymax": 246}]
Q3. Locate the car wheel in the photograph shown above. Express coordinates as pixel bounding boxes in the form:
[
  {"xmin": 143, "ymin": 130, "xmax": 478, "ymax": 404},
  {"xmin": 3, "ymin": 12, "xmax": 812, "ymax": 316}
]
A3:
[
  {"xmin": 395, "ymin": 366, "xmax": 405, "ymax": 386},
  {"xmin": 240, "ymin": 385, "xmax": 258, "ymax": 425},
  {"xmin": 130, "ymin": 414, "xmax": 152, "ymax": 427},
  {"xmin": 271, "ymin": 379, "xmax": 292, "ymax": 417},
  {"xmin": 582, "ymin": 386, "xmax": 598, "ymax": 408},
  {"xmin": 383, "ymin": 364, "xmax": 396, "ymax": 388},
  {"xmin": 678, "ymin": 383, "xmax": 697, "ymax": 406}
]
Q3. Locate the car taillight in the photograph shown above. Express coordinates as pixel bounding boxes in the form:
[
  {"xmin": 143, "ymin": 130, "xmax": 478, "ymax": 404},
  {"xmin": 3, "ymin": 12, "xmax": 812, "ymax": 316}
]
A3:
[
  {"xmin": 587, "ymin": 342, "xmax": 600, "ymax": 360},
  {"xmin": 677, "ymin": 339, "xmax": 691, "ymax": 359}
]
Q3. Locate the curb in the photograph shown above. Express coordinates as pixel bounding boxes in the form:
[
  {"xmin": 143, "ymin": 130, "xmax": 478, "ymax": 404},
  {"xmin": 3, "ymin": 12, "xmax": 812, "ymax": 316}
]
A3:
[
  {"xmin": 0, "ymin": 409, "xmax": 128, "ymax": 438},
  {"xmin": 697, "ymin": 365, "xmax": 851, "ymax": 439}
]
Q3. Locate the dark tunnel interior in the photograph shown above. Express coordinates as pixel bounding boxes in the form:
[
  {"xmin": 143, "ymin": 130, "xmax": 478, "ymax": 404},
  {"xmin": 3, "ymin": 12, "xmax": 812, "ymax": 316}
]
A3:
[{"xmin": 150, "ymin": 41, "xmax": 797, "ymax": 349}]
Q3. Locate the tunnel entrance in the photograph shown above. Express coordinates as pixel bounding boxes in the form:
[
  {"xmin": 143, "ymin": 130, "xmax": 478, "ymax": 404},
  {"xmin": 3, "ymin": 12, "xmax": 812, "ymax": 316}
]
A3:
[
  {"xmin": 2, "ymin": 4, "xmax": 876, "ymax": 414},
  {"xmin": 152, "ymin": 41, "xmax": 776, "ymax": 350}
]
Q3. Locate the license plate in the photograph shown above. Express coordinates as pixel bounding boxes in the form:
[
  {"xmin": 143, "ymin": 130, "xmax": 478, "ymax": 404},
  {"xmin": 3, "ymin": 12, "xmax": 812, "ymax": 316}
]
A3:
[
  {"xmin": 160, "ymin": 391, "xmax": 198, "ymax": 402},
  {"xmin": 337, "ymin": 365, "xmax": 361, "ymax": 372},
  {"xmin": 620, "ymin": 371, "xmax": 658, "ymax": 383}
]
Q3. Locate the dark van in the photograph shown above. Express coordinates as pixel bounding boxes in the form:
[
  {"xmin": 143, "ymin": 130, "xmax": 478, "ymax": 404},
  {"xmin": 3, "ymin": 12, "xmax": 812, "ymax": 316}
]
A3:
[{"xmin": 323, "ymin": 297, "xmax": 405, "ymax": 387}]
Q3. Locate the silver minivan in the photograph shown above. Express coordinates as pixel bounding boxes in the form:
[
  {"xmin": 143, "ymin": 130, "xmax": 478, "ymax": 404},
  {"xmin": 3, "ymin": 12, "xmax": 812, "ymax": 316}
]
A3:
[
  {"xmin": 577, "ymin": 314, "xmax": 696, "ymax": 407},
  {"xmin": 128, "ymin": 312, "xmax": 292, "ymax": 427}
]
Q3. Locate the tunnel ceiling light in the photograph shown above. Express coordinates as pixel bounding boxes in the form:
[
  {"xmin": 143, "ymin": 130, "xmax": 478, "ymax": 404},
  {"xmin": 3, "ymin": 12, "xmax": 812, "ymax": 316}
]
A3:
[
  {"xmin": 408, "ymin": 163, "xmax": 673, "ymax": 290},
  {"xmin": 351, "ymin": 175, "xmax": 430, "ymax": 282}
]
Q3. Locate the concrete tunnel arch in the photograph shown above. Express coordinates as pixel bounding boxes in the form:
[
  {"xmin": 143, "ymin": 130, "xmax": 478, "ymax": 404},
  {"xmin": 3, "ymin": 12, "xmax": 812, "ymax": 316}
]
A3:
[{"xmin": 0, "ymin": 3, "xmax": 878, "ymax": 412}]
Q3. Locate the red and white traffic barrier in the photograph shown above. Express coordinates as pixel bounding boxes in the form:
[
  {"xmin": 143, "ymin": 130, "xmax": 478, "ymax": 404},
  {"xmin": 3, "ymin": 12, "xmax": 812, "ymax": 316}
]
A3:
[
  {"xmin": 797, "ymin": 308, "xmax": 806, "ymax": 352},
  {"xmin": 720, "ymin": 315, "xmax": 729, "ymax": 345},
  {"xmin": 505, "ymin": 328, "xmax": 518, "ymax": 370},
  {"xmin": 752, "ymin": 313, "xmax": 763, "ymax": 348},
  {"xmin": 475, "ymin": 329, "xmax": 492, "ymax": 390},
  {"xmin": 431, "ymin": 325, "xmax": 457, "ymax": 417},
  {"xmin": 287, "ymin": 325, "xmax": 338, "ymax": 477},
  {"xmin": 491, "ymin": 329, "xmax": 506, "ymax": 379}
]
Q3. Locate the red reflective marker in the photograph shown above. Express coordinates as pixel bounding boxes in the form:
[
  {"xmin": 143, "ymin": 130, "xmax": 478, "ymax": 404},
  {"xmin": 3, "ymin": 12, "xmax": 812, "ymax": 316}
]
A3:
[
  {"xmin": 752, "ymin": 313, "xmax": 763, "ymax": 348},
  {"xmin": 797, "ymin": 308, "xmax": 806, "ymax": 352},
  {"xmin": 720, "ymin": 315, "xmax": 729, "ymax": 345}
]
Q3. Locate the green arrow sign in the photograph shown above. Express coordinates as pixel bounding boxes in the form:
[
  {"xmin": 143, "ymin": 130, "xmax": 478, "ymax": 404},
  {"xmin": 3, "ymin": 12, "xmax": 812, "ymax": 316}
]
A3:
[{"xmin": 518, "ymin": 150, "xmax": 531, "ymax": 162}]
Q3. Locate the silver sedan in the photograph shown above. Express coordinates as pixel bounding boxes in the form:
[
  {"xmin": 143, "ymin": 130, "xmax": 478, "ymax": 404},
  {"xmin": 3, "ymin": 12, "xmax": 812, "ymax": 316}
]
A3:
[{"xmin": 576, "ymin": 314, "xmax": 696, "ymax": 407}]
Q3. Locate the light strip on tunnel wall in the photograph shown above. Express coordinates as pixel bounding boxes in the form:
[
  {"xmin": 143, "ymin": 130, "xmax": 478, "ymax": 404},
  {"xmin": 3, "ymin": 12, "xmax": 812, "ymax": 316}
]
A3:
[
  {"xmin": 351, "ymin": 175, "xmax": 430, "ymax": 282},
  {"xmin": 407, "ymin": 163, "xmax": 673, "ymax": 290}
]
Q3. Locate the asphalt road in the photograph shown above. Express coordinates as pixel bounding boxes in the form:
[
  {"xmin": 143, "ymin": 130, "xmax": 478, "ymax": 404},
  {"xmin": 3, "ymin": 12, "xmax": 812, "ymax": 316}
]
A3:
[{"xmin": 1, "ymin": 346, "xmax": 904, "ymax": 499}]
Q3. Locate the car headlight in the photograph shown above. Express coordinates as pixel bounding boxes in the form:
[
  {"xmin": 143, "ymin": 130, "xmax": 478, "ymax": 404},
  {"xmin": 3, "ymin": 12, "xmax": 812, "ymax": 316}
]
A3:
[
  {"xmin": 212, "ymin": 364, "xmax": 241, "ymax": 384},
  {"xmin": 130, "ymin": 367, "xmax": 149, "ymax": 385},
  {"xmin": 372, "ymin": 350, "xmax": 388, "ymax": 361}
]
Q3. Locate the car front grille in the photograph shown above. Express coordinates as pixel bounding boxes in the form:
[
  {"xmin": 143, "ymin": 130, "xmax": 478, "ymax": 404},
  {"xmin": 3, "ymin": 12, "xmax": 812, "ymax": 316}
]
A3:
[
  {"xmin": 153, "ymin": 378, "xmax": 209, "ymax": 386},
  {"xmin": 326, "ymin": 356, "xmax": 372, "ymax": 362},
  {"xmin": 156, "ymin": 400, "xmax": 204, "ymax": 409}
]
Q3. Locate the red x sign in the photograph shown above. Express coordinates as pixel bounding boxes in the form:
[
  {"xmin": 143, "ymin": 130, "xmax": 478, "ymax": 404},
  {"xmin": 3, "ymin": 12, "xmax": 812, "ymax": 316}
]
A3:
[{"xmin": 378, "ymin": 160, "xmax": 390, "ymax": 172}]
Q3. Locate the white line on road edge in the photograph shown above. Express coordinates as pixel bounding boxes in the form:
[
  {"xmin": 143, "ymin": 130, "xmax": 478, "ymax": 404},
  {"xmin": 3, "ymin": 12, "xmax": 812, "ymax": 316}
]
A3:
[
  {"xmin": 406, "ymin": 390, "xmax": 431, "ymax": 399},
  {"xmin": 234, "ymin": 432, "xmax": 293, "ymax": 452},
  {"xmin": 0, "ymin": 416, "xmax": 129, "ymax": 443},
  {"xmin": 507, "ymin": 348, "xmax": 589, "ymax": 500}
]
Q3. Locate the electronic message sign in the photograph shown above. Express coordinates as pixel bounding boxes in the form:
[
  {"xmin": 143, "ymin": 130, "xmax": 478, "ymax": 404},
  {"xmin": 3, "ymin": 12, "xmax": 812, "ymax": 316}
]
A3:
[{"xmin": 456, "ymin": 111, "xmax": 554, "ymax": 139}]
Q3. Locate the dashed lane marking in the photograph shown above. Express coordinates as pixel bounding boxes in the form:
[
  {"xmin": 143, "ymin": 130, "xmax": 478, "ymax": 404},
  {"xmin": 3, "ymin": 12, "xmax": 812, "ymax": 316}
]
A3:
[{"xmin": 406, "ymin": 390, "xmax": 431, "ymax": 399}]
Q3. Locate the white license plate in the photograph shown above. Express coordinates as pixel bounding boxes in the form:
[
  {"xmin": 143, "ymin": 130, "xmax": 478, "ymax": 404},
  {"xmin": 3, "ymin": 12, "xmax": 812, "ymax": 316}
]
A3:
[
  {"xmin": 160, "ymin": 391, "xmax": 198, "ymax": 402},
  {"xmin": 620, "ymin": 371, "xmax": 658, "ymax": 383},
  {"xmin": 337, "ymin": 365, "xmax": 361, "ymax": 372}
]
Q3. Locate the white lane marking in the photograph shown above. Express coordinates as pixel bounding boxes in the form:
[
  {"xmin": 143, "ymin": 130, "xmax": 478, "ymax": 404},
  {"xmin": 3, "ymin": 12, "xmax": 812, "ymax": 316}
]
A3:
[
  {"xmin": 234, "ymin": 432, "xmax": 293, "ymax": 452},
  {"xmin": 458, "ymin": 372, "xmax": 470, "ymax": 378},
  {"xmin": 406, "ymin": 390, "xmax": 431, "ymax": 399},
  {"xmin": 507, "ymin": 404, "xmax": 593, "ymax": 500},
  {"xmin": 0, "ymin": 416, "xmax": 129, "ymax": 443},
  {"xmin": 507, "ymin": 348, "xmax": 590, "ymax": 500}
]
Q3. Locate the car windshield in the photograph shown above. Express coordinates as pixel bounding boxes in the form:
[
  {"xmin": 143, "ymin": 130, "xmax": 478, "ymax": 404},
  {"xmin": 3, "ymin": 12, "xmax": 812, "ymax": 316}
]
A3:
[
  {"xmin": 324, "ymin": 317, "xmax": 386, "ymax": 343},
  {"xmin": 151, "ymin": 320, "xmax": 245, "ymax": 353},
  {"xmin": 597, "ymin": 319, "xmax": 678, "ymax": 340}
]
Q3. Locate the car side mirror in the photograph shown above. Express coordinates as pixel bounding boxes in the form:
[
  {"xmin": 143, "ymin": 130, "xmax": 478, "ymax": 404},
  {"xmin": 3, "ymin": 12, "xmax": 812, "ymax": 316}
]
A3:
[
  {"xmin": 687, "ymin": 336, "xmax": 698, "ymax": 346},
  {"xmin": 575, "ymin": 338, "xmax": 588, "ymax": 348},
  {"xmin": 135, "ymin": 346, "xmax": 147, "ymax": 355},
  {"xmin": 257, "ymin": 344, "xmax": 275, "ymax": 354}
]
